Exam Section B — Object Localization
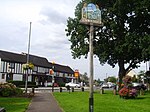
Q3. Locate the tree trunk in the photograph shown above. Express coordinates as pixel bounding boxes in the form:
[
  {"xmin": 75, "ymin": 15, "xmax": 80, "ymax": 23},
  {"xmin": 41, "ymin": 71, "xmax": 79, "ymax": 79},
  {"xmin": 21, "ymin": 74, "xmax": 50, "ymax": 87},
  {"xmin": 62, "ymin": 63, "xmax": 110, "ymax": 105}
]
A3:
[{"xmin": 118, "ymin": 59, "xmax": 126, "ymax": 90}]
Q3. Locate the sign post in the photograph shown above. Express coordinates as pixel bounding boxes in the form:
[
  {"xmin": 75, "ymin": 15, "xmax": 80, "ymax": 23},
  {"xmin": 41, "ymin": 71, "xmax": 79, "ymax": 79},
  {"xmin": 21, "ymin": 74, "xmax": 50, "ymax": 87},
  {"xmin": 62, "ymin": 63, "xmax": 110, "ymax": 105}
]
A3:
[
  {"xmin": 50, "ymin": 62, "xmax": 55, "ymax": 92},
  {"xmin": 80, "ymin": 3, "xmax": 102, "ymax": 112}
]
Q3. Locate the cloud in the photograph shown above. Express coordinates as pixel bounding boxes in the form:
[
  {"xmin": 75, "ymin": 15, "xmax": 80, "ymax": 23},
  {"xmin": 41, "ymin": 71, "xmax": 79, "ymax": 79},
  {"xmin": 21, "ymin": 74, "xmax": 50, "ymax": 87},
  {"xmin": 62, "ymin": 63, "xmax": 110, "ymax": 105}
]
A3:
[{"xmin": 40, "ymin": 7, "xmax": 67, "ymax": 25}]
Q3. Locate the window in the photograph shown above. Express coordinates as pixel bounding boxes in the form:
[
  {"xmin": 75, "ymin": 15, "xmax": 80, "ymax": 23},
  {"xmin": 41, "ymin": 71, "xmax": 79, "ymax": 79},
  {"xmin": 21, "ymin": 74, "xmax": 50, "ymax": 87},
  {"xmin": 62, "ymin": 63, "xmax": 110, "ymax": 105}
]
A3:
[
  {"xmin": 10, "ymin": 63, "xmax": 15, "ymax": 68},
  {"xmin": 2, "ymin": 74, "xmax": 5, "ymax": 79},
  {"xmin": 33, "ymin": 66, "xmax": 38, "ymax": 72}
]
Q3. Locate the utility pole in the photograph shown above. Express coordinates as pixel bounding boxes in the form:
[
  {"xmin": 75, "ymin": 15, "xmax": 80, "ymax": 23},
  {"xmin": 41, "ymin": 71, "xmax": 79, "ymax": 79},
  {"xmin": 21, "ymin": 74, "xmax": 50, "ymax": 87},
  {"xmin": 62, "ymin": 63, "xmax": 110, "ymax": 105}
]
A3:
[{"xmin": 25, "ymin": 22, "xmax": 32, "ymax": 94}]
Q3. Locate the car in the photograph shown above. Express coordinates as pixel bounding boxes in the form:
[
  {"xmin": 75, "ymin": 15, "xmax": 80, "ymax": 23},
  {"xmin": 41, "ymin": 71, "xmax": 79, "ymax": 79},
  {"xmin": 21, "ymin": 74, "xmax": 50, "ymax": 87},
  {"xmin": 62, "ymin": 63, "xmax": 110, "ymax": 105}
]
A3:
[
  {"xmin": 53, "ymin": 83, "xmax": 59, "ymax": 87},
  {"xmin": 132, "ymin": 82, "xmax": 147, "ymax": 90},
  {"xmin": 65, "ymin": 82, "xmax": 80, "ymax": 88},
  {"xmin": 101, "ymin": 83, "xmax": 109, "ymax": 88},
  {"xmin": 100, "ymin": 82, "xmax": 115, "ymax": 88},
  {"xmin": 107, "ymin": 82, "xmax": 115, "ymax": 88}
]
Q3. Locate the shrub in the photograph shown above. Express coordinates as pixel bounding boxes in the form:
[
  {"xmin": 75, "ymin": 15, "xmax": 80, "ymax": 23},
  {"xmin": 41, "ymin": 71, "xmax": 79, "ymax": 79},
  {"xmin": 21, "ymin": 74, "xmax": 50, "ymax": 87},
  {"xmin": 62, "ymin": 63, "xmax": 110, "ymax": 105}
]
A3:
[
  {"xmin": 1, "ymin": 88, "xmax": 12, "ymax": 97},
  {"xmin": 119, "ymin": 87, "xmax": 129, "ymax": 97},
  {"xmin": 7, "ymin": 80, "xmax": 36, "ymax": 87},
  {"xmin": 0, "ymin": 82, "xmax": 23, "ymax": 97},
  {"xmin": 14, "ymin": 88, "xmax": 23, "ymax": 96},
  {"xmin": 59, "ymin": 83, "xmax": 65, "ymax": 87},
  {"xmin": 119, "ymin": 87, "xmax": 138, "ymax": 98},
  {"xmin": 18, "ymin": 85, "xmax": 38, "ymax": 88},
  {"xmin": 7, "ymin": 80, "xmax": 24, "ymax": 87},
  {"xmin": 119, "ymin": 75, "xmax": 138, "ymax": 99}
]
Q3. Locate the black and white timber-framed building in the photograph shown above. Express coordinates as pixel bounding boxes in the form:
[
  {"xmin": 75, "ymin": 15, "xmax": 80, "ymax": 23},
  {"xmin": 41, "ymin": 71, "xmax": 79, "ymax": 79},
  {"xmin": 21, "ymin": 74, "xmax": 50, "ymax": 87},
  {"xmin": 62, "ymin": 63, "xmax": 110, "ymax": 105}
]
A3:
[{"xmin": 0, "ymin": 50, "xmax": 75, "ymax": 86}]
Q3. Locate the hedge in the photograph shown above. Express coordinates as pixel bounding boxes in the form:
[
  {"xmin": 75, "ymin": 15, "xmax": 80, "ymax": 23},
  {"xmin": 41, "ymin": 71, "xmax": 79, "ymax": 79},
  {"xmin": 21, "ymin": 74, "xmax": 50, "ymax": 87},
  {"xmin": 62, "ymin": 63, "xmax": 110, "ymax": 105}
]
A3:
[{"xmin": 7, "ymin": 80, "xmax": 37, "ymax": 88}]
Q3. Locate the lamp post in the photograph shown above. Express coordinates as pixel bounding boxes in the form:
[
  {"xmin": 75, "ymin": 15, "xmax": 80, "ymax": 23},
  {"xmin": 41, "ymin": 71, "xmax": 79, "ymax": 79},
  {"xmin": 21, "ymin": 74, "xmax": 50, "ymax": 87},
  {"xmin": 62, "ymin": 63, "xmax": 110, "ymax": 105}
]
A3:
[
  {"xmin": 25, "ymin": 22, "xmax": 32, "ymax": 94},
  {"xmin": 80, "ymin": 3, "xmax": 102, "ymax": 112}
]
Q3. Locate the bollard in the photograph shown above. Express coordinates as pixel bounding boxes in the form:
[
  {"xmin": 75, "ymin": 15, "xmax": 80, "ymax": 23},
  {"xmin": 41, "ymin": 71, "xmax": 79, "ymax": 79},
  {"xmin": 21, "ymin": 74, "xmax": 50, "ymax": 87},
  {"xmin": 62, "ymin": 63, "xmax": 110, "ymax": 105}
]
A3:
[
  {"xmin": 140, "ymin": 88, "xmax": 144, "ymax": 95},
  {"xmin": 32, "ymin": 87, "xmax": 35, "ymax": 94},
  {"xmin": 100, "ymin": 87, "xmax": 104, "ymax": 94},
  {"xmin": 81, "ymin": 87, "xmax": 84, "ymax": 92},
  {"xmin": 72, "ymin": 87, "xmax": 74, "ymax": 92},
  {"xmin": 113, "ymin": 89, "xmax": 116, "ymax": 95},
  {"xmin": 60, "ymin": 87, "xmax": 62, "ymax": 92},
  {"xmin": 113, "ymin": 85, "xmax": 117, "ymax": 95},
  {"xmin": 52, "ymin": 84, "xmax": 54, "ymax": 92},
  {"xmin": 66, "ymin": 85, "xmax": 70, "ymax": 93}
]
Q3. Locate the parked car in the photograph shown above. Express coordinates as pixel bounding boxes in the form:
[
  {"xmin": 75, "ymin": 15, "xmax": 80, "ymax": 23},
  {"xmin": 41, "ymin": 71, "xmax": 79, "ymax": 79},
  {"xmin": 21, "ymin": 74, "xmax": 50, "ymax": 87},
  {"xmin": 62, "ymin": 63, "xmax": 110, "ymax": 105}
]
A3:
[
  {"xmin": 100, "ymin": 82, "xmax": 115, "ymax": 88},
  {"xmin": 107, "ymin": 82, "xmax": 115, "ymax": 88},
  {"xmin": 53, "ymin": 83, "xmax": 59, "ymax": 87},
  {"xmin": 65, "ymin": 82, "xmax": 80, "ymax": 88},
  {"xmin": 132, "ymin": 83, "xmax": 147, "ymax": 90},
  {"xmin": 101, "ymin": 83, "xmax": 109, "ymax": 88}
]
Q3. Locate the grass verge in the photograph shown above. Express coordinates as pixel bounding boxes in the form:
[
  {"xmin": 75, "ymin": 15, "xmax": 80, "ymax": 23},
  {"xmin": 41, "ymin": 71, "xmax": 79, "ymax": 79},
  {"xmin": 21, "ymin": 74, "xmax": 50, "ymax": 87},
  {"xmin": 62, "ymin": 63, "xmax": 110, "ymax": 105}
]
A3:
[
  {"xmin": 53, "ymin": 90, "xmax": 150, "ymax": 112},
  {"xmin": 0, "ymin": 97, "xmax": 31, "ymax": 112}
]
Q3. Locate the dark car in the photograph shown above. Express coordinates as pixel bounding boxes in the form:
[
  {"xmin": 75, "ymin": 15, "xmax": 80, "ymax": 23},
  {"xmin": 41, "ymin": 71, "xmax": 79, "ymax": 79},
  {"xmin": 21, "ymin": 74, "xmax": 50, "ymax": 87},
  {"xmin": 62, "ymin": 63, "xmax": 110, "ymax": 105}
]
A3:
[{"xmin": 132, "ymin": 83, "xmax": 147, "ymax": 90}]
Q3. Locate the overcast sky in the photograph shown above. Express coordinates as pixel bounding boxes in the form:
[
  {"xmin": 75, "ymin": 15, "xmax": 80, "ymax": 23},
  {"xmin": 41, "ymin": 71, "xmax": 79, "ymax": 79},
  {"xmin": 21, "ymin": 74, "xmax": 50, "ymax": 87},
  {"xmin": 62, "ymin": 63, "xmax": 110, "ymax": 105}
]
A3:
[{"xmin": 0, "ymin": 0, "xmax": 147, "ymax": 80}]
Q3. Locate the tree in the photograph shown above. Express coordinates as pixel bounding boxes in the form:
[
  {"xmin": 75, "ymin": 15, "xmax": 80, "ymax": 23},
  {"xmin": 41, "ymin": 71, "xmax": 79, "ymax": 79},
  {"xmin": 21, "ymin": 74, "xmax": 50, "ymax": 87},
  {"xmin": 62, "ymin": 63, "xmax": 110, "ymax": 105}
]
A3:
[
  {"xmin": 145, "ymin": 70, "xmax": 150, "ymax": 90},
  {"xmin": 137, "ymin": 70, "xmax": 145, "ymax": 82},
  {"xmin": 80, "ymin": 72, "xmax": 89, "ymax": 85},
  {"xmin": 97, "ymin": 78, "xmax": 101, "ymax": 84},
  {"xmin": 66, "ymin": 0, "xmax": 150, "ymax": 87},
  {"xmin": 107, "ymin": 76, "xmax": 117, "ymax": 83},
  {"xmin": 94, "ymin": 78, "xmax": 102, "ymax": 86}
]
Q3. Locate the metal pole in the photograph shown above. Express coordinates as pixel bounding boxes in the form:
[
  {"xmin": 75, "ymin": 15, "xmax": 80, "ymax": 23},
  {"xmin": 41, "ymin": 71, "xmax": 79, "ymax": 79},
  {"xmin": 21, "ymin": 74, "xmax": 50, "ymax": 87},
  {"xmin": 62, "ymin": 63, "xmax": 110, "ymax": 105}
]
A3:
[
  {"xmin": 25, "ymin": 22, "xmax": 32, "ymax": 94},
  {"xmin": 89, "ymin": 24, "xmax": 94, "ymax": 112},
  {"xmin": 149, "ymin": 61, "xmax": 150, "ymax": 71},
  {"xmin": 52, "ymin": 64, "xmax": 54, "ymax": 92}
]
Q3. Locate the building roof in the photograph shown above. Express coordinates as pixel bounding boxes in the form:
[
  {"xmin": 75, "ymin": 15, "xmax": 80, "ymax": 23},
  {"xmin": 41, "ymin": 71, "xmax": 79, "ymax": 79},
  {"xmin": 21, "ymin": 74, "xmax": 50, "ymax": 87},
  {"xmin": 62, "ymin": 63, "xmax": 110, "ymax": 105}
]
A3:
[
  {"xmin": 126, "ymin": 70, "xmax": 137, "ymax": 77},
  {"xmin": 0, "ymin": 50, "xmax": 25, "ymax": 63},
  {"xmin": 0, "ymin": 50, "xmax": 74, "ymax": 74},
  {"xmin": 0, "ymin": 50, "xmax": 50, "ymax": 68},
  {"xmin": 50, "ymin": 63, "xmax": 74, "ymax": 74}
]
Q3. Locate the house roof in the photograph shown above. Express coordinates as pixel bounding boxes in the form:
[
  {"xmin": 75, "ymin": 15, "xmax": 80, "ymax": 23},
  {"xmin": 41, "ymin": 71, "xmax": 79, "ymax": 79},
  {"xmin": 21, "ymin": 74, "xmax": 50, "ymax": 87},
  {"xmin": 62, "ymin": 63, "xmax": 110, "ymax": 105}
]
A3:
[
  {"xmin": 126, "ymin": 70, "xmax": 137, "ymax": 77},
  {"xmin": 0, "ymin": 50, "xmax": 50, "ymax": 68},
  {"xmin": 28, "ymin": 54, "xmax": 51, "ymax": 68},
  {"xmin": 50, "ymin": 63, "xmax": 74, "ymax": 74},
  {"xmin": 0, "ymin": 50, "xmax": 74, "ymax": 74},
  {"xmin": 0, "ymin": 50, "xmax": 25, "ymax": 63}
]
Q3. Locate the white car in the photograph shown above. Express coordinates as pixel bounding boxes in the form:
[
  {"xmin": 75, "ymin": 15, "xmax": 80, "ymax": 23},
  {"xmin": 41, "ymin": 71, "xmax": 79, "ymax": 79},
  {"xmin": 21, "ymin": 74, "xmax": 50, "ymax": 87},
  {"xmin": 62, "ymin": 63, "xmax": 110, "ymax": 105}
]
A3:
[
  {"xmin": 65, "ymin": 82, "xmax": 80, "ymax": 88},
  {"xmin": 101, "ymin": 83, "xmax": 109, "ymax": 88}
]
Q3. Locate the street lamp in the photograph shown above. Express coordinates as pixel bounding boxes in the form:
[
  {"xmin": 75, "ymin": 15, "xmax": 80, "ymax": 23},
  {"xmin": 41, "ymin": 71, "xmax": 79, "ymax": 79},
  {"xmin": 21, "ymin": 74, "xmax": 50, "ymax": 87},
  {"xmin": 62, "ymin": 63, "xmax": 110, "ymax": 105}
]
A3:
[{"xmin": 80, "ymin": 3, "xmax": 102, "ymax": 112}]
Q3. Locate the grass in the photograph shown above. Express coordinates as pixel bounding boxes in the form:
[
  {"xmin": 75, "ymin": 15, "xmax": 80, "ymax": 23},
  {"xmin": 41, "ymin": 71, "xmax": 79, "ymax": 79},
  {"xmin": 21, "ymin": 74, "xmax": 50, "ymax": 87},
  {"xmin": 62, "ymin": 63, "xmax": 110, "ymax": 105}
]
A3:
[
  {"xmin": 53, "ymin": 90, "xmax": 150, "ymax": 112},
  {"xmin": 0, "ymin": 97, "xmax": 31, "ymax": 112}
]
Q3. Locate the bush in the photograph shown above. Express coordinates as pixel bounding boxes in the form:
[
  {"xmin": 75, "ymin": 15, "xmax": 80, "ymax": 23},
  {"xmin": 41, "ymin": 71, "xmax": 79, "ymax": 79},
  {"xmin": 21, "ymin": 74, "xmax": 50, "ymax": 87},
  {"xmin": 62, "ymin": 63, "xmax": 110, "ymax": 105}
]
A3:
[
  {"xmin": 8, "ymin": 80, "xmax": 37, "ymax": 88},
  {"xmin": 7, "ymin": 80, "xmax": 24, "ymax": 87},
  {"xmin": 119, "ymin": 75, "xmax": 138, "ymax": 99},
  {"xmin": 0, "ymin": 82, "xmax": 23, "ymax": 97},
  {"xmin": 59, "ymin": 83, "xmax": 65, "ymax": 87},
  {"xmin": 18, "ymin": 85, "xmax": 38, "ymax": 88},
  {"xmin": 14, "ymin": 88, "xmax": 23, "ymax": 96},
  {"xmin": 119, "ymin": 87, "xmax": 138, "ymax": 98},
  {"xmin": 1, "ymin": 88, "xmax": 12, "ymax": 97}
]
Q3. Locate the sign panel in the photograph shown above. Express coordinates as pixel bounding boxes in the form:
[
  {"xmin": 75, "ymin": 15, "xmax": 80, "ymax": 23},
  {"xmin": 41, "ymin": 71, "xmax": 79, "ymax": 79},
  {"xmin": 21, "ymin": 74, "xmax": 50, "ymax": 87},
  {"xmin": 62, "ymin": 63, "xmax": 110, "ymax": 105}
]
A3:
[
  {"xmin": 74, "ymin": 69, "xmax": 79, "ymax": 78},
  {"xmin": 81, "ymin": 3, "xmax": 102, "ymax": 25},
  {"xmin": 49, "ymin": 69, "xmax": 54, "ymax": 75}
]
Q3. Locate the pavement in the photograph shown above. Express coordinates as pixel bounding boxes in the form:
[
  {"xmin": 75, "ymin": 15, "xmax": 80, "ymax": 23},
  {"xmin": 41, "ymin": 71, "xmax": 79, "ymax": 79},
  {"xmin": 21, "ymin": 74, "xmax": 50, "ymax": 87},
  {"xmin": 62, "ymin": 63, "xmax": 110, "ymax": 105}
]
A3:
[{"xmin": 26, "ymin": 93, "xmax": 63, "ymax": 112}]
